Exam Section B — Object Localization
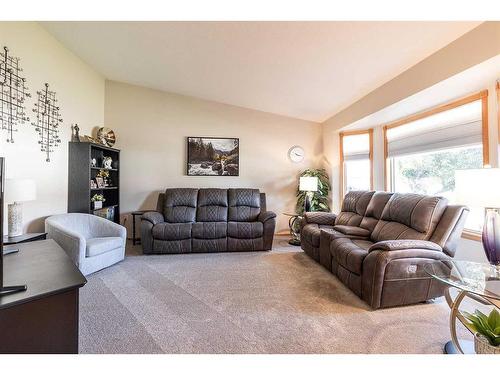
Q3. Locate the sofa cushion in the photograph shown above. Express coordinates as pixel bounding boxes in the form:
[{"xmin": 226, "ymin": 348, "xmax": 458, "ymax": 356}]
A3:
[
  {"xmin": 228, "ymin": 221, "xmax": 263, "ymax": 239},
  {"xmin": 301, "ymin": 223, "xmax": 335, "ymax": 247},
  {"xmin": 371, "ymin": 193, "xmax": 448, "ymax": 242},
  {"xmin": 335, "ymin": 191, "xmax": 374, "ymax": 226},
  {"xmin": 359, "ymin": 192, "xmax": 393, "ymax": 232},
  {"xmin": 228, "ymin": 189, "xmax": 261, "ymax": 222},
  {"xmin": 192, "ymin": 222, "xmax": 227, "ymax": 239},
  {"xmin": 333, "ymin": 225, "xmax": 370, "ymax": 237},
  {"xmin": 86, "ymin": 237, "xmax": 123, "ymax": 257},
  {"xmin": 331, "ymin": 238, "xmax": 373, "ymax": 275},
  {"xmin": 152, "ymin": 222, "xmax": 192, "ymax": 240},
  {"xmin": 164, "ymin": 188, "xmax": 198, "ymax": 223},
  {"xmin": 196, "ymin": 188, "xmax": 228, "ymax": 222}
]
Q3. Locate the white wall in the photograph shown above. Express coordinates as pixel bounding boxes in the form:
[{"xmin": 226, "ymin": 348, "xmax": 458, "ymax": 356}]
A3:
[
  {"xmin": 0, "ymin": 22, "xmax": 105, "ymax": 233},
  {"xmin": 104, "ymin": 81, "xmax": 323, "ymax": 234}
]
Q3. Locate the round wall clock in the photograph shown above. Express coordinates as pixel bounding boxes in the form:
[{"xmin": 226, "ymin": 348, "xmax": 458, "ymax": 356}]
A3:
[{"xmin": 288, "ymin": 146, "xmax": 305, "ymax": 163}]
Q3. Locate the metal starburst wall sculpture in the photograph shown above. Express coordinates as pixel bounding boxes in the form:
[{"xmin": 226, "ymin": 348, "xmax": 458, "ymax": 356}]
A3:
[
  {"xmin": 0, "ymin": 46, "xmax": 31, "ymax": 143},
  {"xmin": 32, "ymin": 83, "xmax": 62, "ymax": 162}
]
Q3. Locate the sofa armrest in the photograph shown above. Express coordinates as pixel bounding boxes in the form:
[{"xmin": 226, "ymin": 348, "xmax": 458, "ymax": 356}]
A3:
[
  {"xmin": 45, "ymin": 219, "xmax": 86, "ymax": 267},
  {"xmin": 259, "ymin": 211, "xmax": 277, "ymax": 223},
  {"xmin": 369, "ymin": 240, "xmax": 442, "ymax": 253},
  {"xmin": 141, "ymin": 211, "xmax": 165, "ymax": 225},
  {"xmin": 303, "ymin": 212, "xmax": 337, "ymax": 226}
]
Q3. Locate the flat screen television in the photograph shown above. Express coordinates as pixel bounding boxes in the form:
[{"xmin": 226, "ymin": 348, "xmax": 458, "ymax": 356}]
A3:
[{"xmin": 0, "ymin": 157, "xmax": 27, "ymax": 296}]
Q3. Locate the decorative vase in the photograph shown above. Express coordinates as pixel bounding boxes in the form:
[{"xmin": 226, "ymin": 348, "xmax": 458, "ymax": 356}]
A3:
[
  {"xmin": 482, "ymin": 208, "xmax": 500, "ymax": 268},
  {"xmin": 94, "ymin": 201, "xmax": 102, "ymax": 210},
  {"xmin": 474, "ymin": 333, "xmax": 500, "ymax": 354}
]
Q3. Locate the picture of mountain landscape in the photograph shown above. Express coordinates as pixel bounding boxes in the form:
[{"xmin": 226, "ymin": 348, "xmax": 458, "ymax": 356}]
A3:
[{"xmin": 187, "ymin": 137, "xmax": 239, "ymax": 176}]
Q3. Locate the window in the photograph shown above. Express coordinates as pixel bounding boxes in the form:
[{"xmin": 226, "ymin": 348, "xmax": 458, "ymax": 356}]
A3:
[
  {"xmin": 384, "ymin": 91, "xmax": 489, "ymax": 232},
  {"xmin": 340, "ymin": 130, "xmax": 373, "ymax": 198}
]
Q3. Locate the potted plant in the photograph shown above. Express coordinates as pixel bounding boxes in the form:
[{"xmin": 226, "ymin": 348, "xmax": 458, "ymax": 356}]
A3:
[
  {"xmin": 295, "ymin": 168, "xmax": 331, "ymax": 215},
  {"xmin": 91, "ymin": 194, "xmax": 106, "ymax": 210},
  {"xmin": 463, "ymin": 309, "xmax": 500, "ymax": 354}
]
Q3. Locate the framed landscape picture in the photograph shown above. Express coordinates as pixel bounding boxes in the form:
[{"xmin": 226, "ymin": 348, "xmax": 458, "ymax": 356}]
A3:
[{"xmin": 187, "ymin": 137, "xmax": 239, "ymax": 176}]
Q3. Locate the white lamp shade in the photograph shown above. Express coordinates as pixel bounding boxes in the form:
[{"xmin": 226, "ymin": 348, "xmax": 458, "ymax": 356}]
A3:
[
  {"xmin": 299, "ymin": 176, "xmax": 318, "ymax": 192},
  {"xmin": 455, "ymin": 168, "xmax": 500, "ymax": 208},
  {"xmin": 5, "ymin": 178, "xmax": 37, "ymax": 203}
]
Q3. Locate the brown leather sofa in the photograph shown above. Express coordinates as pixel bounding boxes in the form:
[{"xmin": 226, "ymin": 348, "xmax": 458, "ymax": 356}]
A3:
[
  {"xmin": 301, "ymin": 190, "xmax": 469, "ymax": 309},
  {"xmin": 141, "ymin": 188, "xmax": 276, "ymax": 254}
]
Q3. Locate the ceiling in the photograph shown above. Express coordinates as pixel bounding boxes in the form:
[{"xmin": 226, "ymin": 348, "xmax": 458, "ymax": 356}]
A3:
[{"xmin": 42, "ymin": 21, "xmax": 481, "ymax": 122}]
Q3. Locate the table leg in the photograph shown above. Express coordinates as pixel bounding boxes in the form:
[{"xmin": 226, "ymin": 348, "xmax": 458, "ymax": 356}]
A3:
[
  {"xmin": 132, "ymin": 214, "xmax": 137, "ymax": 246},
  {"xmin": 288, "ymin": 216, "xmax": 300, "ymax": 246},
  {"xmin": 444, "ymin": 289, "xmax": 475, "ymax": 354}
]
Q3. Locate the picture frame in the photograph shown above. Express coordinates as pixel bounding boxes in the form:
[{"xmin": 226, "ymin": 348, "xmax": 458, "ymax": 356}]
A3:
[
  {"xmin": 90, "ymin": 179, "xmax": 97, "ymax": 189},
  {"xmin": 187, "ymin": 137, "xmax": 239, "ymax": 176},
  {"xmin": 95, "ymin": 177, "xmax": 105, "ymax": 188}
]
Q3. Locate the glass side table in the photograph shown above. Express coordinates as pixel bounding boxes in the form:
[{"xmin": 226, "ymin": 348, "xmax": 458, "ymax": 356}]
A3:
[
  {"xmin": 282, "ymin": 213, "xmax": 303, "ymax": 246},
  {"xmin": 424, "ymin": 260, "xmax": 500, "ymax": 354}
]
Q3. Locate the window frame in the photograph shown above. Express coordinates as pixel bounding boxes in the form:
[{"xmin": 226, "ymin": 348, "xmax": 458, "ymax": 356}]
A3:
[
  {"xmin": 339, "ymin": 128, "xmax": 374, "ymax": 202},
  {"xmin": 382, "ymin": 90, "xmax": 490, "ymax": 240}
]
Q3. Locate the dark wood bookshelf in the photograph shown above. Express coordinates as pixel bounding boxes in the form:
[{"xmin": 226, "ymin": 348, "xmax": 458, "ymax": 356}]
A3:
[{"xmin": 68, "ymin": 142, "xmax": 120, "ymax": 224}]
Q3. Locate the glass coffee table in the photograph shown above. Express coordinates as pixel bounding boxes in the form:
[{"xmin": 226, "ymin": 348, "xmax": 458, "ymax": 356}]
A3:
[{"xmin": 424, "ymin": 260, "xmax": 500, "ymax": 354}]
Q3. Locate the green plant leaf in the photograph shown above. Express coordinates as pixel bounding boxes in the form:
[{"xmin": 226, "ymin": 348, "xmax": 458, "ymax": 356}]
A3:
[{"xmin": 488, "ymin": 309, "xmax": 500, "ymax": 329}]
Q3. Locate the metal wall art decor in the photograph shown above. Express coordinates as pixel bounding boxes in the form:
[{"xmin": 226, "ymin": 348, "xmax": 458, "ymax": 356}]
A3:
[
  {"xmin": 0, "ymin": 46, "xmax": 31, "ymax": 143},
  {"xmin": 31, "ymin": 83, "xmax": 62, "ymax": 162}
]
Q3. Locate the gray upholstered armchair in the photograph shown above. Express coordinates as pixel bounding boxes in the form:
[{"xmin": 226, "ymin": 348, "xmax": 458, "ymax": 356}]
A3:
[{"xmin": 45, "ymin": 213, "xmax": 126, "ymax": 276}]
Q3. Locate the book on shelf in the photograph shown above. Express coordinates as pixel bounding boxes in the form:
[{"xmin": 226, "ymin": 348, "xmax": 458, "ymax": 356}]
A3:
[{"xmin": 94, "ymin": 206, "xmax": 115, "ymax": 221}]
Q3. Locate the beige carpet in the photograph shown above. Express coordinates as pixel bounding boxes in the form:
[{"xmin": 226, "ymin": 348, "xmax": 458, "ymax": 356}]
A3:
[{"xmin": 79, "ymin": 238, "xmax": 468, "ymax": 354}]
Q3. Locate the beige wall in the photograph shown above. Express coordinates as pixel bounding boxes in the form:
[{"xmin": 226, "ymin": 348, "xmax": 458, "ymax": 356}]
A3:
[
  {"xmin": 0, "ymin": 22, "xmax": 105, "ymax": 233},
  {"xmin": 104, "ymin": 81, "xmax": 323, "ymax": 234}
]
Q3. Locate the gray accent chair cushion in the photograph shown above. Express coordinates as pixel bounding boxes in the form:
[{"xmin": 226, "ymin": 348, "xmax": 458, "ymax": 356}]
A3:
[
  {"xmin": 45, "ymin": 213, "xmax": 126, "ymax": 276},
  {"xmin": 86, "ymin": 237, "xmax": 124, "ymax": 257}
]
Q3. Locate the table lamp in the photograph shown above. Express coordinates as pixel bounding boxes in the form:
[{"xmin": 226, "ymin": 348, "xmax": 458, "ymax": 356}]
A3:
[
  {"xmin": 5, "ymin": 178, "xmax": 36, "ymax": 238},
  {"xmin": 455, "ymin": 168, "xmax": 500, "ymax": 268},
  {"xmin": 299, "ymin": 176, "xmax": 318, "ymax": 212}
]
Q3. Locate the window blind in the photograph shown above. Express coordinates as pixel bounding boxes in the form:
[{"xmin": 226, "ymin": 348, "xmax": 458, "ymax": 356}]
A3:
[
  {"xmin": 386, "ymin": 100, "xmax": 482, "ymax": 157},
  {"xmin": 343, "ymin": 133, "xmax": 370, "ymax": 161}
]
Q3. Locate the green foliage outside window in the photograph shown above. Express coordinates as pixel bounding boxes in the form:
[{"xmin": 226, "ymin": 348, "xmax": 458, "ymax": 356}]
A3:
[{"xmin": 395, "ymin": 146, "xmax": 483, "ymax": 195}]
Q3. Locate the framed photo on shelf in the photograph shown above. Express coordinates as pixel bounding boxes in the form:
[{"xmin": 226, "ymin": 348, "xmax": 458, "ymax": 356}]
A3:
[
  {"xmin": 96, "ymin": 177, "xmax": 105, "ymax": 188},
  {"xmin": 90, "ymin": 179, "xmax": 97, "ymax": 189}
]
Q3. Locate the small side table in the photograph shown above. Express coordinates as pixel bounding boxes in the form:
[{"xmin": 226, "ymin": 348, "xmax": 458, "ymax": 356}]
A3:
[
  {"xmin": 282, "ymin": 213, "xmax": 303, "ymax": 246},
  {"xmin": 425, "ymin": 260, "xmax": 500, "ymax": 354},
  {"xmin": 131, "ymin": 211, "xmax": 155, "ymax": 245}
]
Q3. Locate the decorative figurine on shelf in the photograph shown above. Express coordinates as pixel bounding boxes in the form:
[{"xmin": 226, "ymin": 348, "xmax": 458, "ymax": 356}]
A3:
[
  {"xmin": 97, "ymin": 169, "xmax": 110, "ymax": 187},
  {"xmin": 97, "ymin": 127, "xmax": 116, "ymax": 147},
  {"xmin": 91, "ymin": 158, "xmax": 97, "ymax": 168},
  {"xmin": 71, "ymin": 124, "xmax": 81, "ymax": 142},
  {"xmin": 90, "ymin": 179, "xmax": 97, "ymax": 189},
  {"xmin": 103, "ymin": 156, "xmax": 113, "ymax": 169}
]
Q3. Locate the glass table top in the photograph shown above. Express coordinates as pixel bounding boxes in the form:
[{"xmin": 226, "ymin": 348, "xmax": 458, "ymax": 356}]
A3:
[{"xmin": 424, "ymin": 260, "xmax": 500, "ymax": 301}]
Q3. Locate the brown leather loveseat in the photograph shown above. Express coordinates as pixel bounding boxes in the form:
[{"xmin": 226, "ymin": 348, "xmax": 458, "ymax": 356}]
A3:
[
  {"xmin": 301, "ymin": 191, "xmax": 469, "ymax": 309},
  {"xmin": 141, "ymin": 188, "xmax": 276, "ymax": 254}
]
